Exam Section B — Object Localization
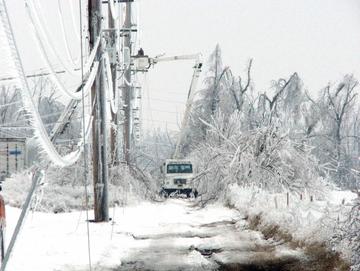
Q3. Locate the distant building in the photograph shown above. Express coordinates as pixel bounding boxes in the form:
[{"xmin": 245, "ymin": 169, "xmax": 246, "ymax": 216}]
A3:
[{"xmin": 0, "ymin": 138, "xmax": 27, "ymax": 177}]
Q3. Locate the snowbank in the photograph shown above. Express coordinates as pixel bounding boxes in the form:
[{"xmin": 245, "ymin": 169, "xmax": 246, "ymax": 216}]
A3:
[
  {"xmin": 4, "ymin": 199, "xmax": 241, "ymax": 271},
  {"xmin": 226, "ymin": 184, "xmax": 357, "ymax": 264},
  {"xmin": 1, "ymin": 164, "xmax": 153, "ymax": 213}
]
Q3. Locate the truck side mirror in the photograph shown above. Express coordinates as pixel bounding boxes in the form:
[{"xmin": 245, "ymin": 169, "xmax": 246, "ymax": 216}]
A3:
[{"xmin": 160, "ymin": 166, "xmax": 163, "ymax": 174}]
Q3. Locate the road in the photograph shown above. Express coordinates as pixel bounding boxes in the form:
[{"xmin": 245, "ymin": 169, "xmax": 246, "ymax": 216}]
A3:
[
  {"xmin": 107, "ymin": 199, "xmax": 303, "ymax": 271},
  {"xmin": 6, "ymin": 199, "xmax": 304, "ymax": 271}
]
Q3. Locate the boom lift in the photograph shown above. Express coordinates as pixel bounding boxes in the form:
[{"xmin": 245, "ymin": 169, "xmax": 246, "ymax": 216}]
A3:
[{"xmin": 147, "ymin": 54, "xmax": 203, "ymax": 197}]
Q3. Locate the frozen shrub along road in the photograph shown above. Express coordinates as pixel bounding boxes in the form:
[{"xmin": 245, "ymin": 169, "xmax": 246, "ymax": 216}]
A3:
[{"xmin": 6, "ymin": 199, "xmax": 340, "ymax": 271}]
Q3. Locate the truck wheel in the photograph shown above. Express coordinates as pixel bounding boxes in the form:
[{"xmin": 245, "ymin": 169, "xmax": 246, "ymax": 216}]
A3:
[{"xmin": 160, "ymin": 189, "xmax": 168, "ymax": 198}]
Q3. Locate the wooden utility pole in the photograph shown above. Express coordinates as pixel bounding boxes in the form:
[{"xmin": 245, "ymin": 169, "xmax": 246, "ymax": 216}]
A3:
[
  {"xmin": 89, "ymin": 0, "xmax": 109, "ymax": 222},
  {"xmin": 108, "ymin": 3, "xmax": 118, "ymax": 165},
  {"xmin": 123, "ymin": 1, "xmax": 132, "ymax": 164},
  {"xmin": 211, "ymin": 45, "xmax": 220, "ymax": 116}
]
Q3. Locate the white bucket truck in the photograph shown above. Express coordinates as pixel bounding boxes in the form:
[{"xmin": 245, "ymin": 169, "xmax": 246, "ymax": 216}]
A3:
[{"xmin": 160, "ymin": 159, "xmax": 198, "ymax": 198}]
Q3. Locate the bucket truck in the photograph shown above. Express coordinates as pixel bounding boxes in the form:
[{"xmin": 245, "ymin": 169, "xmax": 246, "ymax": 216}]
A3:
[{"xmin": 149, "ymin": 54, "xmax": 202, "ymax": 198}]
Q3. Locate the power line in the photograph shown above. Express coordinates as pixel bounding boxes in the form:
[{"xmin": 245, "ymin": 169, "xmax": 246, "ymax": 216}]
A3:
[
  {"xmin": 56, "ymin": 0, "xmax": 81, "ymax": 67},
  {"xmin": 0, "ymin": 100, "xmax": 22, "ymax": 109},
  {"xmin": 0, "ymin": 0, "xmax": 83, "ymax": 166},
  {"xmin": 27, "ymin": 0, "xmax": 79, "ymax": 76},
  {"xmin": 0, "ymin": 69, "xmax": 68, "ymax": 82},
  {"xmin": 25, "ymin": 0, "xmax": 100, "ymax": 100},
  {"xmin": 0, "ymin": 109, "xmax": 88, "ymax": 127},
  {"xmin": 78, "ymin": 0, "xmax": 92, "ymax": 269},
  {"xmin": 69, "ymin": 0, "xmax": 80, "ymax": 41}
]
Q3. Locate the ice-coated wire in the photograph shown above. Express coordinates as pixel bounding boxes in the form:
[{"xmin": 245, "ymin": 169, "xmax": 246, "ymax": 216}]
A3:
[
  {"xmin": 84, "ymin": 61, "xmax": 99, "ymax": 95},
  {"xmin": 135, "ymin": 1, "xmax": 141, "ymax": 48},
  {"xmin": 26, "ymin": 0, "xmax": 79, "ymax": 76},
  {"xmin": 1, "ymin": 0, "xmax": 91, "ymax": 167},
  {"xmin": 47, "ymin": 0, "xmax": 99, "ymax": 74},
  {"xmin": 69, "ymin": 0, "xmax": 80, "ymax": 41},
  {"xmin": 25, "ymin": 0, "xmax": 100, "ymax": 100},
  {"xmin": 124, "ymin": 76, "xmax": 131, "ymax": 86},
  {"xmin": 26, "ymin": 1, "xmax": 97, "ymax": 100},
  {"xmin": 0, "ymin": 100, "xmax": 22, "ymax": 109},
  {"xmin": 79, "ymin": 0, "xmax": 92, "ymax": 270},
  {"xmin": 84, "ymin": 36, "xmax": 100, "ymax": 73},
  {"xmin": 0, "ymin": 107, "xmax": 92, "ymax": 127},
  {"xmin": 57, "ymin": 0, "xmax": 80, "ymax": 67},
  {"xmin": 108, "ymin": 0, "xmax": 118, "ymax": 21},
  {"xmin": 104, "ymin": 52, "xmax": 118, "ymax": 114},
  {"xmin": 25, "ymin": 0, "xmax": 80, "ymax": 98}
]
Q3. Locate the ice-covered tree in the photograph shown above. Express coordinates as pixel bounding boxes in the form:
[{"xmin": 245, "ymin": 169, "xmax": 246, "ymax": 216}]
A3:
[
  {"xmin": 184, "ymin": 45, "xmax": 245, "ymax": 155},
  {"xmin": 306, "ymin": 75, "xmax": 359, "ymax": 188},
  {"xmin": 0, "ymin": 85, "xmax": 23, "ymax": 125},
  {"xmin": 190, "ymin": 111, "xmax": 328, "ymax": 202},
  {"xmin": 332, "ymin": 197, "xmax": 360, "ymax": 271}
]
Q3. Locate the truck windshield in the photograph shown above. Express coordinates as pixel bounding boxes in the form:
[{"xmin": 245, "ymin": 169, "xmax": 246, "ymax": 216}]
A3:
[{"xmin": 166, "ymin": 164, "xmax": 192, "ymax": 174}]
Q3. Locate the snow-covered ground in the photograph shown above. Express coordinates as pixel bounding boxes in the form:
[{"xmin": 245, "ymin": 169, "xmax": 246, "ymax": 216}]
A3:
[
  {"xmin": 227, "ymin": 184, "xmax": 358, "ymax": 266},
  {"xmin": 5, "ymin": 199, "xmax": 303, "ymax": 271}
]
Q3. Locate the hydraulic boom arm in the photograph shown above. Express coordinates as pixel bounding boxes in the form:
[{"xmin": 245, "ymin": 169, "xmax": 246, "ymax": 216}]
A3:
[{"xmin": 146, "ymin": 53, "xmax": 203, "ymax": 158}]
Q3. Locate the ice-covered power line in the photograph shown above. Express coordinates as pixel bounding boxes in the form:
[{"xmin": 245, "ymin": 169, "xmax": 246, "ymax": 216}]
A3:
[
  {"xmin": 0, "ymin": 0, "xmax": 91, "ymax": 167},
  {"xmin": 0, "ymin": 109, "xmax": 88, "ymax": 127},
  {"xmin": 56, "ymin": 0, "xmax": 81, "ymax": 67},
  {"xmin": 0, "ymin": 125, "xmax": 46, "ymax": 129},
  {"xmin": 25, "ymin": 0, "xmax": 79, "ymax": 77},
  {"xmin": 25, "ymin": 0, "xmax": 100, "ymax": 100},
  {"xmin": 0, "ymin": 100, "xmax": 22, "ymax": 109},
  {"xmin": 69, "ymin": 0, "xmax": 80, "ymax": 41},
  {"xmin": 0, "ymin": 69, "xmax": 68, "ymax": 82},
  {"xmin": 104, "ymin": 52, "xmax": 118, "ymax": 114},
  {"xmin": 108, "ymin": 0, "xmax": 118, "ymax": 21}
]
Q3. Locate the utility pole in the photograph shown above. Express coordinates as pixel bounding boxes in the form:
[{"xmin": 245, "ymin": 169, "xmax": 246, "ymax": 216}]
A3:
[
  {"xmin": 123, "ymin": 1, "xmax": 132, "ymax": 164},
  {"xmin": 89, "ymin": 0, "xmax": 109, "ymax": 222},
  {"xmin": 108, "ymin": 3, "xmax": 118, "ymax": 165},
  {"xmin": 211, "ymin": 44, "xmax": 220, "ymax": 116}
]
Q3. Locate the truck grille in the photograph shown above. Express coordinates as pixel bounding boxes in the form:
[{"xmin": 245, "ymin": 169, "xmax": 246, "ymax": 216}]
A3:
[{"xmin": 174, "ymin": 178, "xmax": 186, "ymax": 185}]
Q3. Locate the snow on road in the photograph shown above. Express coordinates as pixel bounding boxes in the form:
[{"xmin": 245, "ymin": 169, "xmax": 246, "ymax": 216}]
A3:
[{"xmin": 5, "ymin": 199, "xmax": 302, "ymax": 271}]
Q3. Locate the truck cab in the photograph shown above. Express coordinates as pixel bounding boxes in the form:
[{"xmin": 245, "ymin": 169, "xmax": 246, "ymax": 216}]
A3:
[{"xmin": 160, "ymin": 159, "xmax": 197, "ymax": 198}]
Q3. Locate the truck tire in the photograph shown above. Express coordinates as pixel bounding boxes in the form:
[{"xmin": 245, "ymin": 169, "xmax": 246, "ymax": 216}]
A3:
[{"xmin": 160, "ymin": 189, "xmax": 168, "ymax": 198}]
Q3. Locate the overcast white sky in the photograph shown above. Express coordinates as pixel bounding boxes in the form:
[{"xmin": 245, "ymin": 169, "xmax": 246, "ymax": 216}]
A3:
[
  {"xmin": 1, "ymin": 0, "xmax": 360, "ymax": 132},
  {"xmin": 139, "ymin": 0, "xmax": 360, "ymax": 131}
]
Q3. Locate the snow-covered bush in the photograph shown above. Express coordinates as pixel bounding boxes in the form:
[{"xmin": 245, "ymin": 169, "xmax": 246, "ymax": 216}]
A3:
[
  {"xmin": 2, "ymin": 173, "xmax": 32, "ymax": 208},
  {"xmin": 227, "ymin": 183, "xmax": 357, "ymax": 269},
  {"xmin": 334, "ymin": 198, "xmax": 360, "ymax": 270},
  {"xmin": 191, "ymin": 111, "xmax": 328, "ymax": 201},
  {"xmin": 227, "ymin": 184, "xmax": 353, "ymax": 241},
  {"xmin": 2, "ymin": 162, "xmax": 155, "ymax": 213},
  {"xmin": 134, "ymin": 129, "xmax": 176, "ymax": 189},
  {"xmin": 109, "ymin": 163, "xmax": 157, "ymax": 202}
]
